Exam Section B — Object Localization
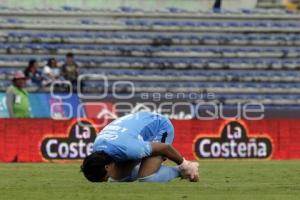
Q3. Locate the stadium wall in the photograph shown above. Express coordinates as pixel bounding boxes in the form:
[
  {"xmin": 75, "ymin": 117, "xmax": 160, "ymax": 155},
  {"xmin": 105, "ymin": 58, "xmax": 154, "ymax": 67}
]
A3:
[
  {"xmin": 2, "ymin": 92, "xmax": 299, "ymax": 119},
  {"xmin": 0, "ymin": 118, "xmax": 299, "ymax": 162},
  {"xmin": 0, "ymin": 93, "xmax": 80, "ymax": 118},
  {"xmin": 0, "ymin": 0, "xmax": 257, "ymax": 11}
]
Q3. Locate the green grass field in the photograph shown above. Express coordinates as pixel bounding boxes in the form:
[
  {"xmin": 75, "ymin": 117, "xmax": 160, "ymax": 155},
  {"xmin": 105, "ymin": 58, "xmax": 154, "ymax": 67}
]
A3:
[{"xmin": 1, "ymin": 161, "xmax": 300, "ymax": 200}]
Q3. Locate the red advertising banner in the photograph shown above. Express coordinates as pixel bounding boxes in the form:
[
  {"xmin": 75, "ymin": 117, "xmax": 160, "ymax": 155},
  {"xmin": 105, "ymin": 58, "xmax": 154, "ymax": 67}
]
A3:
[{"xmin": 0, "ymin": 118, "xmax": 300, "ymax": 162}]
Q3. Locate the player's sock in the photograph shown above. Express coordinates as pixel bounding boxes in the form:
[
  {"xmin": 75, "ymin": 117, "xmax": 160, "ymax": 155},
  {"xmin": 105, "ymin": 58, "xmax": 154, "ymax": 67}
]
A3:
[{"xmin": 138, "ymin": 165, "xmax": 180, "ymax": 182}]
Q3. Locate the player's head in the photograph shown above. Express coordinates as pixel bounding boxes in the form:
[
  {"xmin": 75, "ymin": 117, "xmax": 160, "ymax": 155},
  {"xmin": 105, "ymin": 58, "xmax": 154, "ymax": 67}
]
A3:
[{"xmin": 81, "ymin": 151, "xmax": 113, "ymax": 182}]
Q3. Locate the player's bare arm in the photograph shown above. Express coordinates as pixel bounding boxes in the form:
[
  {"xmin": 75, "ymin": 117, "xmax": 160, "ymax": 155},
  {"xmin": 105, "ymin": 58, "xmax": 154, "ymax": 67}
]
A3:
[
  {"xmin": 150, "ymin": 143, "xmax": 184, "ymax": 164},
  {"xmin": 139, "ymin": 143, "xmax": 199, "ymax": 182}
]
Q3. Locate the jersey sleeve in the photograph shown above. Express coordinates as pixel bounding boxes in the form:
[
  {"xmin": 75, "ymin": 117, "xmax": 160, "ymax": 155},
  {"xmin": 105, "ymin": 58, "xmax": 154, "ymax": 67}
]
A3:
[
  {"xmin": 94, "ymin": 134, "xmax": 153, "ymax": 161},
  {"xmin": 124, "ymin": 139, "xmax": 152, "ymax": 160},
  {"xmin": 106, "ymin": 136, "xmax": 152, "ymax": 161}
]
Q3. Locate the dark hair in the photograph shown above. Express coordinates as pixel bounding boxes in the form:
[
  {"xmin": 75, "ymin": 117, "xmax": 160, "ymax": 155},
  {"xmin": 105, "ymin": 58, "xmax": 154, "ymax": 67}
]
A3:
[
  {"xmin": 47, "ymin": 58, "xmax": 56, "ymax": 66},
  {"xmin": 66, "ymin": 52, "xmax": 74, "ymax": 58},
  {"xmin": 81, "ymin": 151, "xmax": 113, "ymax": 182},
  {"xmin": 28, "ymin": 59, "xmax": 37, "ymax": 68},
  {"xmin": 24, "ymin": 59, "xmax": 37, "ymax": 77}
]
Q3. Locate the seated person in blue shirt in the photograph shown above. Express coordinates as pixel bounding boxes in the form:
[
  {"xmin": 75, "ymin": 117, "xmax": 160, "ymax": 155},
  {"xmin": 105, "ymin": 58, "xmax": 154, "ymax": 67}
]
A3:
[
  {"xmin": 24, "ymin": 59, "xmax": 47, "ymax": 87},
  {"xmin": 81, "ymin": 112, "xmax": 199, "ymax": 183}
]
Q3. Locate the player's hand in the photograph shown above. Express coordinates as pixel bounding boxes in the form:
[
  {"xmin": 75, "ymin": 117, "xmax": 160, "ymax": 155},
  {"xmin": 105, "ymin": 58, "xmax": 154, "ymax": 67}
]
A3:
[{"xmin": 178, "ymin": 159, "xmax": 199, "ymax": 182}]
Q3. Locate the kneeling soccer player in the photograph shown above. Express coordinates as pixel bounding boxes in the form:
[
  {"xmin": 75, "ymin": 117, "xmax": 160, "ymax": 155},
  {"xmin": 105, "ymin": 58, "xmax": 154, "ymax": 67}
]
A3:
[{"xmin": 81, "ymin": 111, "xmax": 199, "ymax": 182}]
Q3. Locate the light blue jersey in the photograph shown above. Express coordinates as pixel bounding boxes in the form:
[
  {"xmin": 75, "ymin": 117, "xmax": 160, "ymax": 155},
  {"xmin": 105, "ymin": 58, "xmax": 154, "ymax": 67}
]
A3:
[{"xmin": 92, "ymin": 112, "xmax": 174, "ymax": 161}]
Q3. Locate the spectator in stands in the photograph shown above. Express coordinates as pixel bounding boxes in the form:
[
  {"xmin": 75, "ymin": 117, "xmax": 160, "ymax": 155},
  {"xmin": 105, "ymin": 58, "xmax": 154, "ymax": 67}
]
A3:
[
  {"xmin": 284, "ymin": 0, "xmax": 300, "ymax": 11},
  {"xmin": 24, "ymin": 59, "xmax": 46, "ymax": 87},
  {"xmin": 61, "ymin": 52, "xmax": 79, "ymax": 90},
  {"xmin": 43, "ymin": 58, "xmax": 63, "ymax": 86},
  {"xmin": 6, "ymin": 71, "xmax": 31, "ymax": 118},
  {"xmin": 213, "ymin": 0, "xmax": 222, "ymax": 11}
]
